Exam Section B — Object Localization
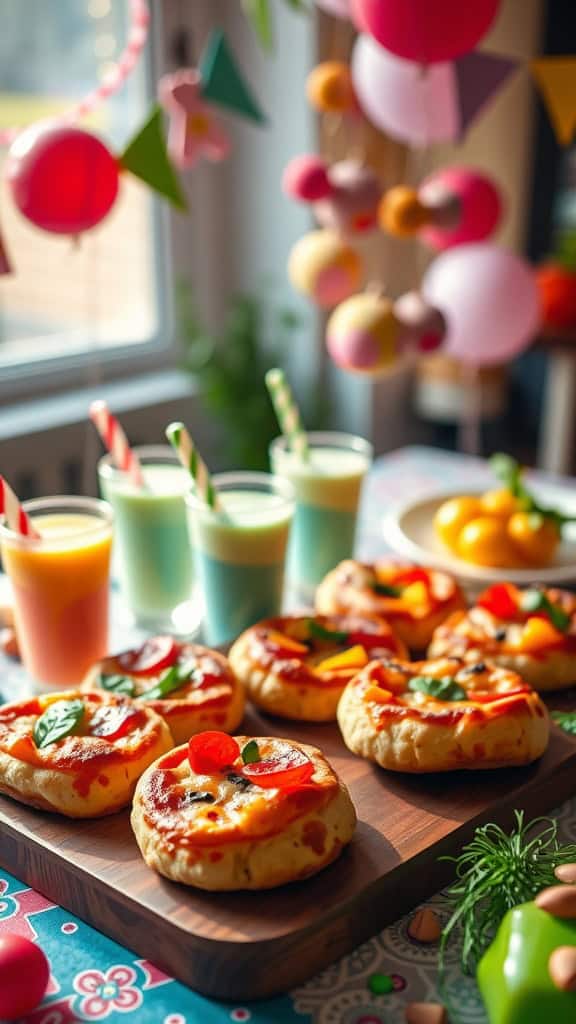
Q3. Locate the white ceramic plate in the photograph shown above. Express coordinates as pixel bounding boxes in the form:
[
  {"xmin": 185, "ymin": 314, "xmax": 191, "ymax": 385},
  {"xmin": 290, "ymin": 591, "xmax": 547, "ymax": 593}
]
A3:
[{"xmin": 383, "ymin": 486, "xmax": 576, "ymax": 591}]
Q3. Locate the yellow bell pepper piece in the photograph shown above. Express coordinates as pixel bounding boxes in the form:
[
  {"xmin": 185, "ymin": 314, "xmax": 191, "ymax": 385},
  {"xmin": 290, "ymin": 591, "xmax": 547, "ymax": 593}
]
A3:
[
  {"xmin": 266, "ymin": 631, "xmax": 309, "ymax": 654},
  {"xmin": 317, "ymin": 645, "xmax": 369, "ymax": 672},
  {"xmin": 401, "ymin": 581, "xmax": 429, "ymax": 607},
  {"xmin": 519, "ymin": 616, "xmax": 564, "ymax": 651}
]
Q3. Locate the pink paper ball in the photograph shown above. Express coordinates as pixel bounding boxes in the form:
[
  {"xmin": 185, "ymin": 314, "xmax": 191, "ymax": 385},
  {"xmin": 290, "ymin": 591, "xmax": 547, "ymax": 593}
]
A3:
[
  {"xmin": 314, "ymin": 159, "xmax": 382, "ymax": 234},
  {"xmin": 422, "ymin": 244, "xmax": 540, "ymax": 367},
  {"xmin": 288, "ymin": 230, "xmax": 363, "ymax": 308},
  {"xmin": 326, "ymin": 292, "xmax": 400, "ymax": 373},
  {"xmin": 282, "ymin": 155, "xmax": 332, "ymax": 202},
  {"xmin": 6, "ymin": 123, "xmax": 119, "ymax": 235},
  {"xmin": 420, "ymin": 167, "xmax": 502, "ymax": 251},
  {"xmin": 350, "ymin": 0, "xmax": 500, "ymax": 64}
]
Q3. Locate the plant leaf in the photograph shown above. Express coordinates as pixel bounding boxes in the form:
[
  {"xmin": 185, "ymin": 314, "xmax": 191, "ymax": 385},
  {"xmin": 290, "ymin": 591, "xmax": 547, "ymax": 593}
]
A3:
[
  {"xmin": 33, "ymin": 699, "xmax": 85, "ymax": 748},
  {"xmin": 242, "ymin": 0, "xmax": 274, "ymax": 51},
  {"xmin": 408, "ymin": 676, "xmax": 466, "ymax": 701},
  {"xmin": 552, "ymin": 710, "xmax": 576, "ymax": 736},
  {"xmin": 241, "ymin": 740, "xmax": 260, "ymax": 764},
  {"xmin": 139, "ymin": 662, "xmax": 198, "ymax": 702},
  {"xmin": 308, "ymin": 620, "xmax": 349, "ymax": 644},
  {"xmin": 99, "ymin": 674, "xmax": 136, "ymax": 697}
]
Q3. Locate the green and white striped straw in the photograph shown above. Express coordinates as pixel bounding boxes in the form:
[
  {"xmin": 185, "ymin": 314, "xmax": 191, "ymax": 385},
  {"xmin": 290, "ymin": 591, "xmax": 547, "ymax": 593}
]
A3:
[
  {"xmin": 165, "ymin": 421, "xmax": 223, "ymax": 514},
  {"xmin": 265, "ymin": 368, "xmax": 309, "ymax": 460}
]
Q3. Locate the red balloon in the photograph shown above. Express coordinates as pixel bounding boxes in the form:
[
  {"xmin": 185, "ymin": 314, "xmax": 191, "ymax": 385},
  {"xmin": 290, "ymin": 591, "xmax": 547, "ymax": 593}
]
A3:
[
  {"xmin": 6, "ymin": 123, "xmax": 119, "ymax": 235},
  {"xmin": 0, "ymin": 933, "xmax": 50, "ymax": 1020},
  {"xmin": 350, "ymin": 0, "xmax": 501, "ymax": 63}
]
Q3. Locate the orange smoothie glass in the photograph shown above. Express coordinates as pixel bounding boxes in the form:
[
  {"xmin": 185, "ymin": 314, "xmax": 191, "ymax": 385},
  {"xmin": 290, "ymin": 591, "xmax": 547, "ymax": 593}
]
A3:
[{"xmin": 0, "ymin": 496, "xmax": 113, "ymax": 688}]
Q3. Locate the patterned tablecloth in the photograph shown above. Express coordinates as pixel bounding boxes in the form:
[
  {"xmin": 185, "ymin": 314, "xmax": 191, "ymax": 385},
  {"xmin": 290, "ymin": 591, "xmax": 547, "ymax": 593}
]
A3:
[{"xmin": 2, "ymin": 446, "xmax": 576, "ymax": 1024}]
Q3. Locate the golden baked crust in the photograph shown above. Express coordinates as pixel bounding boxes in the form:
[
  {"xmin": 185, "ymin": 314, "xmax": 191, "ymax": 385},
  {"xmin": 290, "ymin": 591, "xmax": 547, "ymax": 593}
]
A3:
[
  {"xmin": 131, "ymin": 736, "xmax": 356, "ymax": 890},
  {"xmin": 0, "ymin": 690, "xmax": 173, "ymax": 817},
  {"xmin": 83, "ymin": 640, "xmax": 245, "ymax": 744},
  {"xmin": 228, "ymin": 613, "xmax": 407, "ymax": 721},
  {"xmin": 337, "ymin": 656, "xmax": 549, "ymax": 773},
  {"xmin": 316, "ymin": 561, "xmax": 465, "ymax": 650},
  {"xmin": 428, "ymin": 586, "xmax": 576, "ymax": 692}
]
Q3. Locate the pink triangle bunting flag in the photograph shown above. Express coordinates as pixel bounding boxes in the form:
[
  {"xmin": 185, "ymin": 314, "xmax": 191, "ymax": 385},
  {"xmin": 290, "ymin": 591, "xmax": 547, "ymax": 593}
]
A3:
[{"xmin": 454, "ymin": 51, "xmax": 520, "ymax": 140}]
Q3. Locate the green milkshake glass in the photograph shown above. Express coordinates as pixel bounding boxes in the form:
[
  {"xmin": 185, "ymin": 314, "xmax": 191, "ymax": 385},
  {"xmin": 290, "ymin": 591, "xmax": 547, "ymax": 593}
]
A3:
[
  {"xmin": 270, "ymin": 431, "xmax": 373, "ymax": 596},
  {"xmin": 98, "ymin": 445, "xmax": 200, "ymax": 633},
  {"xmin": 187, "ymin": 471, "xmax": 294, "ymax": 646}
]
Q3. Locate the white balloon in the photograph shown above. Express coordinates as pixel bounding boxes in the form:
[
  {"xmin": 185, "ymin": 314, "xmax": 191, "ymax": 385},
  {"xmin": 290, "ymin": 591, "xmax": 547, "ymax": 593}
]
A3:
[
  {"xmin": 422, "ymin": 244, "xmax": 540, "ymax": 367},
  {"xmin": 351, "ymin": 34, "xmax": 459, "ymax": 145},
  {"xmin": 314, "ymin": 0, "xmax": 350, "ymax": 17}
]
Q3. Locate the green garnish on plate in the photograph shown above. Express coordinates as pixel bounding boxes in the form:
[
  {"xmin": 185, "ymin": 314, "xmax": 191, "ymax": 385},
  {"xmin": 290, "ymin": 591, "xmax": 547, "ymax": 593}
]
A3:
[
  {"xmin": 138, "ymin": 660, "xmax": 199, "ymax": 701},
  {"xmin": 520, "ymin": 589, "xmax": 570, "ymax": 631},
  {"xmin": 241, "ymin": 740, "xmax": 260, "ymax": 764},
  {"xmin": 371, "ymin": 582, "xmax": 401, "ymax": 597},
  {"xmin": 99, "ymin": 673, "xmax": 136, "ymax": 697},
  {"xmin": 551, "ymin": 710, "xmax": 576, "ymax": 736},
  {"xmin": 408, "ymin": 676, "xmax": 466, "ymax": 702},
  {"xmin": 307, "ymin": 620, "xmax": 349, "ymax": 644},
  {"xmin": 33, "ymin": 699, "xmax": 85, "ymax": 749}
]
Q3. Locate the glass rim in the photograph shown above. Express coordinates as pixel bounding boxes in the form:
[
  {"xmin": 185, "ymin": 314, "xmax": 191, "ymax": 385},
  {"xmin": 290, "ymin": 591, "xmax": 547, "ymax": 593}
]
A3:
[
  {"xmin": 0, "ymin": 495, "xmax": 113, "ymax": 549},
  {"xmin": 186, "ymin": 470, "xmax": 295, "ymax": 514},
  {"xmin": 269, "ymin": 431, "xmax": 373, "ymax": 458},
  {"xmin": 98, "ymin": 445, "xmax": 183, "ymax": 480}
]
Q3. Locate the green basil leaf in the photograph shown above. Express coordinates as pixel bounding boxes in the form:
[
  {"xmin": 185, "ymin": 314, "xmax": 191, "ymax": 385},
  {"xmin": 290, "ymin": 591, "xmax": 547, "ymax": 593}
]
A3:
[
  {"xmin": 33, "ymin": 699, "xmax": 85, "ymax": 749},
  {"xmin": 139, "ymin": 662, "xmax": 196, "ymax": 702},
  {"xmin": 99, "ymin": 673, "xmax": 136, "ymax": 697},
  {"xmin": 408, "ymin": 676, "xmax": 467, "ymax": 702},
  {"xmin": 241, "ymin": 740, "xmax": 260, "ymax": 764},
  {"xmin": 308, "ymin": 620, "xmax": 349, "ymax": 644},
  {"xmin": 520, "ymin": 589, "xmax": 546, "ymax": 613},
  {"xmin": 371, "ymin": 582, "xmax": 401, "ymax": 597},
  {"xmin": 520, "ymin": 590, "xmax": 570, "ymax": 632},
  {"xmin": 552, "ymin": 711, "xmax": 576, "ymax": 736}
]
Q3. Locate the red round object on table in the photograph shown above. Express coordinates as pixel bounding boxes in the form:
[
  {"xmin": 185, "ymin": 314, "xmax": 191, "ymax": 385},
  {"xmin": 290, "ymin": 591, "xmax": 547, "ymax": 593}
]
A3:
[
  {"xmin": 6, "ymin": 123, "xmax": 119, "ymax": 235},
  {"xmin": 188, "ymin": 731, "xmax": 241, "ymax": 774},
  {"xmin": 350, "ymin": 0, "xmax": 500, "ymax": 63},
  {"xmin": 117, "ymin": 636, "xmax": 179, "ymax": 676},
  {"xmin": 0, "ymin": 933, "xmax": 50, "ymax": 1020}
]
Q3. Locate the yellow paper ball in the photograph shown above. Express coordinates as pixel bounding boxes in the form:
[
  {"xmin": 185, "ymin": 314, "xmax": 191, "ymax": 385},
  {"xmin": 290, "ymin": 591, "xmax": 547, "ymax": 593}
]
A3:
[
  {"xmin": 306, "ymin": 61, "xmax": 356, "ymax": 114},
  {"xmin": 288, "ymin": 230, "xmax": 363, "ymax": 308},
  {"xmin": 379, "ymin": 186, "xmax": 430, "ymax": 237},
  {"xmin": 326, "ymin": 292, "xmax": 401, "ymax": 374}
]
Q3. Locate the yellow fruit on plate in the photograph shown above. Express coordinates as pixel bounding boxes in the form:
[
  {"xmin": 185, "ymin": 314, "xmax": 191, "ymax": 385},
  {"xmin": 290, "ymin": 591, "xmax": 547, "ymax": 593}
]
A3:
[
  {"xmin": 434, "ymin": 496, "xmax": 483, "ymax": 550},
  {"xmin": 480, "ymin": 488, "xmax": 519, "ymax": 519},
  {"xmin": 507, "ymin": 512, "xmax": 560, "ymax": 566},
  {"xmin": 457, "ymin": 516, "xmax": 520, "ymax": 568}
]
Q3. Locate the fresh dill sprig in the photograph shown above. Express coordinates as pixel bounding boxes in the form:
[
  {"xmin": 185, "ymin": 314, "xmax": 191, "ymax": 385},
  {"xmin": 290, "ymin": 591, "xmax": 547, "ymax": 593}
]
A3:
[
  {"xmin": 439, "ymin": 811, "xmax": 576, "ymax": 977},
  {"xmin": 552, "ymin": 710, "xmax": 576, "ymax": 736}
]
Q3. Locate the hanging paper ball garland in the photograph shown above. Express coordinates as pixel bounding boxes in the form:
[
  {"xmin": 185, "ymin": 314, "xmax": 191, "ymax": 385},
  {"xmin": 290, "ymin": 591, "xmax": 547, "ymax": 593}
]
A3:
[
  {"xmin": 282, "ymin": 155, "xmax": 333, "ymax": 202},
  {"xmin": 327, "ymin": 291, "xmax": 401, "ymax": 373},
  {"xmin": 422, "ymin": 244, "xmax": 540, "ymax": 366},
  {"xmin": 288, "ymin": 229, "xmax": 363, "ymax": 308},
  {"xmin": 392, "ymin": 291, "xmax": 445, "ymax": 352},
  {"xmin": 314, "ymin": 160, "xmax": 382, "ymax": 234},
  {"xmin": 350, "ymin": 0, "xmax": 501, "ymax": 64},
  {"xmin": 306, "ymin": 61, "xmax": 357, "ymax": 114},
  {"xmin": 378, "ymin": 186, "xmax": 432, "ymax": 237},
  {"xmin": 6, "ymin": 124, "xmax": 119, "ymax": 235}
]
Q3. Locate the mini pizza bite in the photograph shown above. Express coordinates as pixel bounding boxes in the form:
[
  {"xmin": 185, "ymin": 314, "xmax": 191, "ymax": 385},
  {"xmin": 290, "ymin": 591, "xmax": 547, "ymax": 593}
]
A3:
[
  {"xmin": 83, "ymin": 635, "xmax": 244, "ymax": 744},
  {"xmin": 228, "ymin": 613, "xmax": 407, "ymax": 722},
  {"xmin": 315, "ymin": 561, "xmax": 465, "ymax": 650},
  {"xmin": 428, "ymin": 583, "xmax": 576, "ymax": 692},
  {"xmin": 0, "ymin": 690, "xmax": 172, "ymax": 817},
  {"xmin": 131, "ymin": 730, "xmax": 356, "ymax": 890},
  {"xmin": 337, "ymin": 655, "xmax": 549, "ymax": 773}
]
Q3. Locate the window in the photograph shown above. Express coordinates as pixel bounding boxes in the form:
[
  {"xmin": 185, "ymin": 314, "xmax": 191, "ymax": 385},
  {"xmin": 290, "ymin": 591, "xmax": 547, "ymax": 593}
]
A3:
[{"xmin": 0, "ymin": 0, "xmax": 168, "ymax": 390}]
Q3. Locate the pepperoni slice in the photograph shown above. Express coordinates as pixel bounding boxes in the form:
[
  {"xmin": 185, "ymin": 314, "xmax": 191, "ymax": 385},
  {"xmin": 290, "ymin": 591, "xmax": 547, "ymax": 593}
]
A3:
[
  {"xmin": 477, "ymin": 583, "xmax": 519, "ymax": 620},
  {"xmin": 241, "ymin": 744, "xmax": 315, "ymax": 789},
  {"xmin": 188, "ymin": 731, "xmax": 240, "ymax": 774},
  {"xmin": 90, "ymin": 704, "xmax": 141, "ymax": 741},
  {"xmin": 117, "ymin": 636, "xmax": 179, "ymax": 677}
]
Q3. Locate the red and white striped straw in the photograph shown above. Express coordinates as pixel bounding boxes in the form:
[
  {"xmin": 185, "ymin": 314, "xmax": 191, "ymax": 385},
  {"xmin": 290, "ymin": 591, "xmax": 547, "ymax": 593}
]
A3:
[
  {"xmin": 89, "ymin": 400, "xmax": 144, "ymax": 488},
  {"xmin": 0, "ymin": 476, "xmax": 41, "ymax": 539}
]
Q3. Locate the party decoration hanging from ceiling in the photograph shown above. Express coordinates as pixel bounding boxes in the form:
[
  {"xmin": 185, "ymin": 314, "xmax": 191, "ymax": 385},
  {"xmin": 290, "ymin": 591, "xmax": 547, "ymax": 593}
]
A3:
[
  {"xmin": 282, "ymin": 155, "xmax": 333, "ymax": 201},
  {"xmin": 326, "ymin": 291, "xmax": 403, "ymax": 373},
  {"xmin": 351, "ymin": 35, "xmax": 519, "ymax": 145},
  {"xmin": 283, "ymin": 155, "xmax": 383, "ymax": 235},
  {"xmin": 242, "ymin": 0, "xmax": 308, "ymax": 51},
  {"xmin": 349, "ymin": 0, "xmax": 501, "ymax": 64},
  {"xmin": 288, "ymin": 229, "xmax": 363, "ymax": 307},
  {"xmin": 314, "ymin": 0, "xmax": 351, "ymax": 19},
  {"xmin": 158, "ymin": 68, "xmax": 230, "ymax": 169},
  {"xmin": 379, "ymin": 167, "xmax": 502, "ymax": 250},
  {"xmin": 6, "ymin": 124, "xmax": 120, "ymax": 235},
  {"xmin": 306, "ymin": 61, "xmax": 357, "ymax": 114},
  {"xmin": 530, "ymin": 58, "xmax": 576, "ymax": 146},
  {"xmin": 119, "ymin": 108, "xmax": 188, "ymax": 210},
  {"xmin": 199, "ymin": 30, "xmax": 266, "ymax": 124}
]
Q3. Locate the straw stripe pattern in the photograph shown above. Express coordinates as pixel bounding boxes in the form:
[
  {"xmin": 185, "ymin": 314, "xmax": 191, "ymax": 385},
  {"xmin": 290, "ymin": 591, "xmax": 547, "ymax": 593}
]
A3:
[
  {"xmin": 166, "ymin": 421, "xmax": 222, "ymax": 513},
  {"xmin": 0, "ymin": 476, "xmax": 41, "ymax": 538},
  {"xmin": 265, "ymin": 368, "xmax": 309, "ymax": 459},
  {"xmin": 89, "ymin": 400, "xmax": 144, "ymax": 488}
]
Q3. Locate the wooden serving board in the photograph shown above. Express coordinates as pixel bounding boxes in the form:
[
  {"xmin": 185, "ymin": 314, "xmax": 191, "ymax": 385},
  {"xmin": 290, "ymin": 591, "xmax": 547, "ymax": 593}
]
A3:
[{"xmin": 1, "ymin": 705, "xmax": 576, "ymax": 1001}]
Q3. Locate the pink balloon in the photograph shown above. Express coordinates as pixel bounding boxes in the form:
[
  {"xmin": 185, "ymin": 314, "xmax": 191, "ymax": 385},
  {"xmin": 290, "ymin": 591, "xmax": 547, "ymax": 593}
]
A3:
[
  {"xmin": 350, "ymin": 0, "xmax": 500, "ymax": 64},
  {"xmin": 314, "ymin": 0, "xmax": 350, "ymax": 18},
  {"xmin": 351, "ymin": 35, "xmax": 458, "ymax": 145},
  {"xmin": 422, "ymin": 244, "xmax": 540, "ymax": 367},
  {"xmin": 420, "ymin": 167, "xmax": 503, "ymax": 251}
]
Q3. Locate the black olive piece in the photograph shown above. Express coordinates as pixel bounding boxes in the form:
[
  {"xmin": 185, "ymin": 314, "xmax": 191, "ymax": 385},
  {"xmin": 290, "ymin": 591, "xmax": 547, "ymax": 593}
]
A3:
[
  {"xmin": 494, "ymin": 628, "xmax": 507, "ymax": 642},
  {"xmin": 226, "ymin": 773, "xmax": 253, "ymax": 790},
  {"xmin": 186, "ymin": 791, "xmax": 216, "ymax": 804},
  {"xmin": 464, "ymin": 662, "xmax": 487, "ymax": 674}
]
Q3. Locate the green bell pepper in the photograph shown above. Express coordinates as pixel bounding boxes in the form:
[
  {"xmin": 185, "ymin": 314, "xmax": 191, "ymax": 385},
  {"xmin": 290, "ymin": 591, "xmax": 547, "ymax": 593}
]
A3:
[{"xmin": 478, "ymin": 902, "xmax": 576, "ymax": 1023}]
